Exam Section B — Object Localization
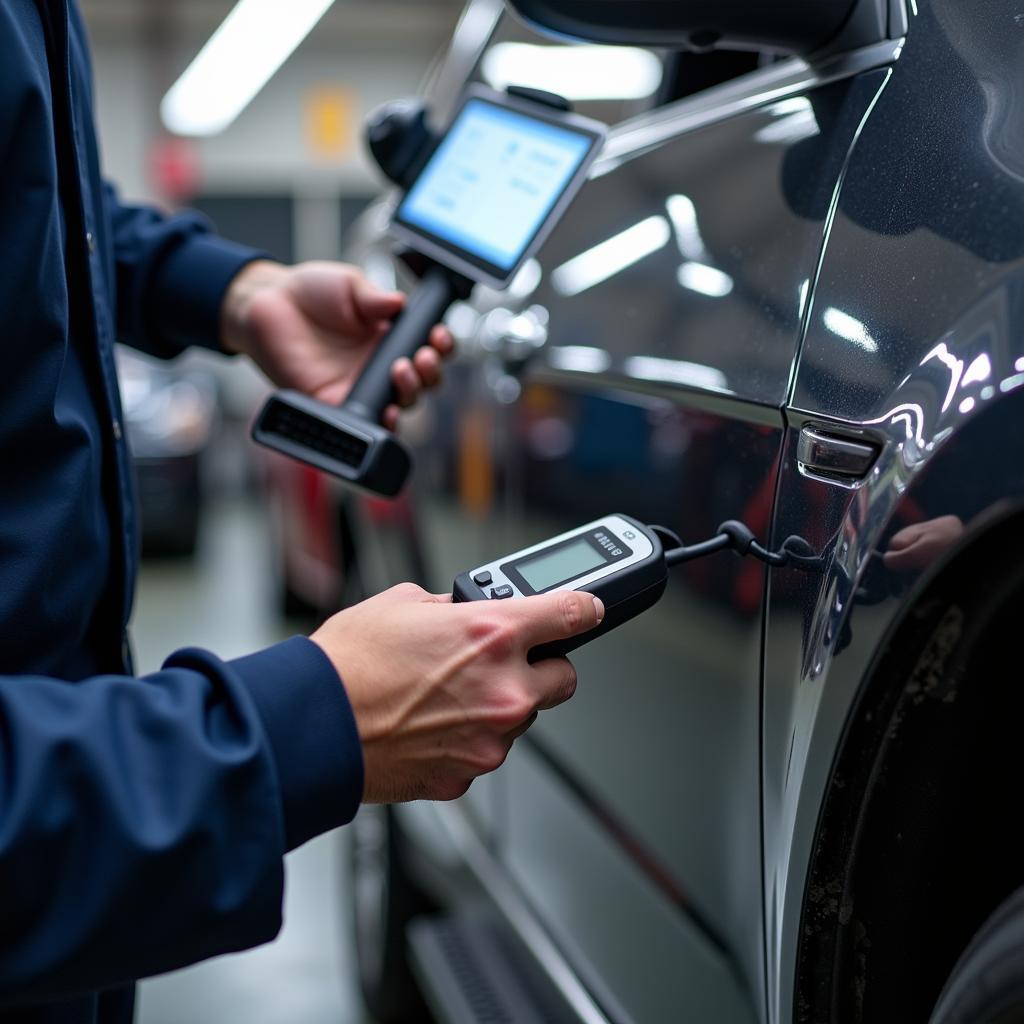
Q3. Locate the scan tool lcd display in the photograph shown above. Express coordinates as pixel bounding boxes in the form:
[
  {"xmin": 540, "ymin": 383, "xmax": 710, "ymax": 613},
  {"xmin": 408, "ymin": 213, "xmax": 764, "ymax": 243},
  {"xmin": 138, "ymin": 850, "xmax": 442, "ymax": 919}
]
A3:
[
  {"xmin": 516, "ymin": 537, "xmax": 609, "ymax": 592},
  {"xmin": 392, "ymin": 87, "xmax": 605, "ymax": 287}
]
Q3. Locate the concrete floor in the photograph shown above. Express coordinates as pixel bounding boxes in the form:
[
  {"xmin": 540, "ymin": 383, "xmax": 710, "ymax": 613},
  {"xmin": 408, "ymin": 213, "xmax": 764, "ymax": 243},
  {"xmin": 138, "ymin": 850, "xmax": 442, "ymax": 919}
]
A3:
[{"xmin": 130, "ymin": 497, "xmax": 369, "ymax": 1024}]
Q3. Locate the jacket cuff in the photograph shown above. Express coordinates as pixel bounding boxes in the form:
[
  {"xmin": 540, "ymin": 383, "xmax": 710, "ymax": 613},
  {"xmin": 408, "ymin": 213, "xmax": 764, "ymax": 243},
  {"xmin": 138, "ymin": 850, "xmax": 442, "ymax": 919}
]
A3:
[
  {"xmin": 151, "ymin": 234, "xmax": 265, "ymax": 354},
  {"xmin": 229, "ymin": 637, "xmax": 364, "ymax": 850}
]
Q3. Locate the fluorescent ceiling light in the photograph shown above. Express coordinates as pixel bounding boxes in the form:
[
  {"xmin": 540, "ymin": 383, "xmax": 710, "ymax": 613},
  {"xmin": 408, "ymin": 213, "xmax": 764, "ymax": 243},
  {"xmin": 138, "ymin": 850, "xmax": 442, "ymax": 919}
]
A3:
[
  {"xmin": 162, "ymin": 0, "xmax": 336, "ymax": 137},
  {"xmin": 548, "ymin": 345, "xmax": 612, "ymax": 374},
  {"xmin": 677, "ymin": 261, "xmax": 733, "ymax": 298},
  {"xmin": 798, "ymin": 278, "xmax": 810, "ymax": 318},
  {"xmin": 482, "ymin": 43, "xmax": 663, "ymax": 101},
  {"xmin": 865, "ymin": 401, "xmax": 924, "ymax": 445},
  {"xmin": 508, "ymin": 259, "xmax": 543, "ymax": 299},
  {"xmin": 754, "ymin": 109, "xmax": 819, "ymax": 145},
  {"xmin": 921, "ymin": 341, "xmax": 963, "ymax": 411},
  {"xmin": 624, "ymin": 355, "xmax": 729, "ymax": 393},
  {"xmin": 823, "ymin": 307, "xmax": 878, "ymax": 352},
  {"xmin": 961, "ymin": 353, "xmax": 992, "ymax": 387},
  {"xmin": 754, "ymin": 97, "xmax": 819, "ymax": 145},
  {"xmin": 552, "ymin": 216, "xmax": 671, "ymax": 297},
  {"xmin": 666, "ymin": 194, "xmax": 706, "ymax": 260},
  {"xmin": 767, "ymin": 97, "xmax": 815, "ymax": 117}
]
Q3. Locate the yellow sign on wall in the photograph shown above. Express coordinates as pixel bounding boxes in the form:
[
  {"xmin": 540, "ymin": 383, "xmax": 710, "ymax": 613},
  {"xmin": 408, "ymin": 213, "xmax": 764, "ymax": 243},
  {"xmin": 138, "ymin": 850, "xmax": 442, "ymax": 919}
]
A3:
[{"xmin": 304, "ymin": 87, "xmax": 356, "ymax": 159}]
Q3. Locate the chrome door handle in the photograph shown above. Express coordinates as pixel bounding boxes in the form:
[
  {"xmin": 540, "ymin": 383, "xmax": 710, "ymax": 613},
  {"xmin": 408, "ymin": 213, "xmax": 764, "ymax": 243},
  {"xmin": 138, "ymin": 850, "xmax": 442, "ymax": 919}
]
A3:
[{"xmin": 797, "ymin": 426, "xmax": 880, "ymax": 481}]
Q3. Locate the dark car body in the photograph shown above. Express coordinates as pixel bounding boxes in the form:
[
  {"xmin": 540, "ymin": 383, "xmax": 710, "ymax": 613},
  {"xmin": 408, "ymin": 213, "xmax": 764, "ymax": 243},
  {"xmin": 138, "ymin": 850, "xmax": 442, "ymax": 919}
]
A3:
[{"xmin": 338, "ymin": 1, "xmax": 1024, "ymax": 1021}]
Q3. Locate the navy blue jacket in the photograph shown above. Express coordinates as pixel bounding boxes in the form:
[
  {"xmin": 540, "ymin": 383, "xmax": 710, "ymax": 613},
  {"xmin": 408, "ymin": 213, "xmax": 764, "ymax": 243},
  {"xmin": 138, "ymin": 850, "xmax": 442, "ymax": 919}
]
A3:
[{"xmin": 0, "ymin": 2, "xmax": 364, "ymax": 1019}]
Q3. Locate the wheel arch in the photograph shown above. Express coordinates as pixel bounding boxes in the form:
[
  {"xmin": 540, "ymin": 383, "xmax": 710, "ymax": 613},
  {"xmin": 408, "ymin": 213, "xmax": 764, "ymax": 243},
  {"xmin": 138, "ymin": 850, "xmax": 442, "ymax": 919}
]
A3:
[{"xmin": 790, "ymin": 386, "xmax": 1024, "ymax": 1021}]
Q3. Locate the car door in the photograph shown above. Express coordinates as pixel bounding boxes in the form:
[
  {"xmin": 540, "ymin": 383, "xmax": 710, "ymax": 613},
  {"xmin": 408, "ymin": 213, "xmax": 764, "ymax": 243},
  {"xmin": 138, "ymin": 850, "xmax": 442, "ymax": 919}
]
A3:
[{"xmin": 489, "ymin": 59, "xmax": 895, "ymax": 1021}]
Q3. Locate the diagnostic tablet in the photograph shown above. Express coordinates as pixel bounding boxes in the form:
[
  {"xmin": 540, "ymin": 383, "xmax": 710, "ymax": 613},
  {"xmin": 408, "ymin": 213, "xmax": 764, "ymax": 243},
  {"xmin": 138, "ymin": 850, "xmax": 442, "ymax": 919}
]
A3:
[{"xmin": 391, "ymin": 85, "xmax": 606, "ymax": 289}]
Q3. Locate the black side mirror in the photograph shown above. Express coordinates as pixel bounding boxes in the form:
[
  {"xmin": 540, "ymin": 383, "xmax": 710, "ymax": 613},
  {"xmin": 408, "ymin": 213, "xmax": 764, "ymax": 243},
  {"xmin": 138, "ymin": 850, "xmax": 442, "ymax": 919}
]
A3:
[
  {"xmin": 365, "ymin": 99, "xmax": 439, "ymax": 191},
  {"xmin": 505, "ymin": 0, "xmax": 890, "ymax": 57}
]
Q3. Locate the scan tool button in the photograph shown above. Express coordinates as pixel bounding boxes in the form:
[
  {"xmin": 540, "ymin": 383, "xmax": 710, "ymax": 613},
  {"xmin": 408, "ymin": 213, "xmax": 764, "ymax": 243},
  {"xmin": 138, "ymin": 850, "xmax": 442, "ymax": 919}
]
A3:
[
  {"xmin": 490, "ymin": 585, "xmax": 514, "ymax": 600},
  {"xmin": 473, "ymin": 571, "xmax": 493, "ymax": 588}
]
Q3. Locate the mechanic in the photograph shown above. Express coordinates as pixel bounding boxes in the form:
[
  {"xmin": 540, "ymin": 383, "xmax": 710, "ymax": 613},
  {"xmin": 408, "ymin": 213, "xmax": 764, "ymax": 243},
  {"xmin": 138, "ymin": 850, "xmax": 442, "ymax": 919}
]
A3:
[{"xmin": 0, "ymin": 3, "xmax": 604, "ymax": 1021}]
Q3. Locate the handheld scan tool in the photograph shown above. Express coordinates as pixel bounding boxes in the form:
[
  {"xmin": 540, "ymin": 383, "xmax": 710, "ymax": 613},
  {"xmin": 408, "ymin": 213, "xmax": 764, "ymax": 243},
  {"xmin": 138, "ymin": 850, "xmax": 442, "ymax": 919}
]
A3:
[
  {"xmin": 453, "ymin": 515, "xmax": 670, "ymax": 663},
  {"xmin": 452, "ymin": 514, "xmax": 828, "ymax": 661},
  {"xmin": 252, "ymin": 85, "xmax": 606, "ymax": 497}
]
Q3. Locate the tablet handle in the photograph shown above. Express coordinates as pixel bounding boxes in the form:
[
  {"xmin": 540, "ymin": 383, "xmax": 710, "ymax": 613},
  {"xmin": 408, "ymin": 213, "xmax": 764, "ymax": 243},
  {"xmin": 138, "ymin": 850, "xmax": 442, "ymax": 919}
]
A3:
[{"xmin": 345, "ymin": 263, "xmax": 472, "ymax": 423}]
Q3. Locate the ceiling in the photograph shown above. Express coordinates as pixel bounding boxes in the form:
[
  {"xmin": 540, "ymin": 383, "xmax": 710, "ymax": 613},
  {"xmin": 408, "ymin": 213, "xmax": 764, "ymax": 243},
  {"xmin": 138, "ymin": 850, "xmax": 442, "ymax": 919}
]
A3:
[{"xmin": 79, "ymin": 0, "xmax": 468, "ymax": 51}]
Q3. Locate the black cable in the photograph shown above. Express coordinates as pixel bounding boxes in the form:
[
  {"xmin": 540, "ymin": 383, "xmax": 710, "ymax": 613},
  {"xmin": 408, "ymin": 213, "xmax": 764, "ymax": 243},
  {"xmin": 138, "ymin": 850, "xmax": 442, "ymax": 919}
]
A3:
[
  {"xmin": 648, "ymin": 524, "xmax": 682, "ymax": 550},
  {"xmin": 664, "ymin": 533, "xmax": 732, "ymax": 567},
  {"xmin": 661, "ymin": 520, "xmax": 827, "ymax": 573}
]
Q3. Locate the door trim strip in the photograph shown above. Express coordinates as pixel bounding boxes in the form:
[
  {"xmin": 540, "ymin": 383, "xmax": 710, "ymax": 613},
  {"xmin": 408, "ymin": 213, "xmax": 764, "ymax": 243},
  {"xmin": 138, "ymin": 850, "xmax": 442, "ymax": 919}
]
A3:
[{"xmin": 594, "ymin": 37, "xmax": 905, "ymax": 172}]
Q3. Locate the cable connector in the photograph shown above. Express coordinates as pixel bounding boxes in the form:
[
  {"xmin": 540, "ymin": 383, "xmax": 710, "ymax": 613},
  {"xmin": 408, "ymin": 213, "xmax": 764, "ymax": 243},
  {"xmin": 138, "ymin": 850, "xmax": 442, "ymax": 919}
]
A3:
[{"xmin": 660, "ymin": 520, "xmax": 826, "ymax": 573}]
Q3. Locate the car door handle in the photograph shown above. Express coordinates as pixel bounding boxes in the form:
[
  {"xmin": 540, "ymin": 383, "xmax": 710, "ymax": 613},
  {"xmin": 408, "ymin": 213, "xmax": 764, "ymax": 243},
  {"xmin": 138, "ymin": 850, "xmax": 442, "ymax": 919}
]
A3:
[{"xmin": 797, "ymin": 426, "xmax": 880, "ymax": 481}]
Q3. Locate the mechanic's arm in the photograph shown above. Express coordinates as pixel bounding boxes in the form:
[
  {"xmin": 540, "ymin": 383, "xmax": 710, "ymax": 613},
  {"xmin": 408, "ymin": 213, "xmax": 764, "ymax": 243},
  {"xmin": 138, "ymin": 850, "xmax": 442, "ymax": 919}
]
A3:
[
  {"xmin": 0, "ymin": 590, "xmax": 601, "ymax": 1005},
  {"xmin": 103, "ymin": 186, "xmax": 451, "ymax": 425},
  {"xmin": 0, "ymin": 637, "xmax": 346, "ymax": 1005}
]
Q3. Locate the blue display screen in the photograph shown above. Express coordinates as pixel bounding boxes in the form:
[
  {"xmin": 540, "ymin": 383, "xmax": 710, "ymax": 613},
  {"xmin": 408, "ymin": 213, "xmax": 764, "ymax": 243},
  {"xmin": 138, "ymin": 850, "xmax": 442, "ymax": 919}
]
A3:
[{"xmin": 396, "ymin": 98, "xmax": 595, "ymax": 275}]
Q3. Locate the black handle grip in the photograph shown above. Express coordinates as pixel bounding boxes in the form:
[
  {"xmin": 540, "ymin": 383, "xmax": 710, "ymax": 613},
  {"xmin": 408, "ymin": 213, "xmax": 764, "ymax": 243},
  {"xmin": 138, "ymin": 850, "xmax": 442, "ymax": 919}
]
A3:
[{"xmin": 344, "ymin": 265, "xmax": 465, "ymax": 423}]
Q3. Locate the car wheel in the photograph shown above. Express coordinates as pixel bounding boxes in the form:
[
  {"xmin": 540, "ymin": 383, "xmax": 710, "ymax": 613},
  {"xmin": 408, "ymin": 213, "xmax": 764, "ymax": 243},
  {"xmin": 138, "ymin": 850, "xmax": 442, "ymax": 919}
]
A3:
[
  {"xmin": 931, "ymin": 886, "xmax": 1024, "ymax": 1024},
  {"xmin": 350, "ymin": 806, "xmax": 433, "ymax": 1023}
]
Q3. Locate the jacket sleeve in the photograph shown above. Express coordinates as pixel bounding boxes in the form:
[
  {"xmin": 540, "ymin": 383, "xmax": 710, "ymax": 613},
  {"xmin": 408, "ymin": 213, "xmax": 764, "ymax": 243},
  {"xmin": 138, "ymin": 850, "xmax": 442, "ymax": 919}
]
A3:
[
  {"xmin": 103, "ymin": 182, "xmax": 265, "ymax": 360},
  {"xmin": 0, "ymin": 636, "xmax": 363, "ymax": 1006}
]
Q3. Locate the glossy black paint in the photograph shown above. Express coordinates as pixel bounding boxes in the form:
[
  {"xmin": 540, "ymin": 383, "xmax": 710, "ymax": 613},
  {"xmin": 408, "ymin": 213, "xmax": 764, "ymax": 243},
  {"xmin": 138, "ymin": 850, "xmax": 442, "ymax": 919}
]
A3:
[
  {"xmin": 765, "ymin": 0, "xmax": 1024, "ymax": 1018},
  {"xmin": 793, "ymin": 7, "xmax": 1024, "ymax": 421},
  {"xmin": 527, "ymin": 72, "xmax": 885, "ymax": 408}
]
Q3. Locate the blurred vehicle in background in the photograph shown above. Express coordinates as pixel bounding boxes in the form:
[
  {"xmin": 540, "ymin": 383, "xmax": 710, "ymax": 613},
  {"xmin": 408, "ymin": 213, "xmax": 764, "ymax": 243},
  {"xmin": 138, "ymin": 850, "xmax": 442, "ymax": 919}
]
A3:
[
  {"xmin": 116, "ymin": 346, "xmax": 217, "ymax": 558},
  {"xmin": 261, "ymin": 452, "xmax": 362, "ymax": 619}
]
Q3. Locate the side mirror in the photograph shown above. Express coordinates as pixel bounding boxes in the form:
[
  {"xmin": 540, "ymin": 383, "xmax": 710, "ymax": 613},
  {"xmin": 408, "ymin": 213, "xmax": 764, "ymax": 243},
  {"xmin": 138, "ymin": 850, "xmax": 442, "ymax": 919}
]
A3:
[
  {"xmin": 365, "ymin": 99, "xmax": 439, "ymax": 191},
  {"xmin": 505, "ymin": 0, "xmax": 888, "ymax": 57}
]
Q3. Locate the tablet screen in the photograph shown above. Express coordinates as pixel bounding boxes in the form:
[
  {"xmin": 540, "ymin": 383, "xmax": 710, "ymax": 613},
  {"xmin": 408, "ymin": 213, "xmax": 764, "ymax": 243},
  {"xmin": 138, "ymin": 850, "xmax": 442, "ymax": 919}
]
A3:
[{"xmin": 394, "ymin": 94, "xmax": 601, "ymax": 284}]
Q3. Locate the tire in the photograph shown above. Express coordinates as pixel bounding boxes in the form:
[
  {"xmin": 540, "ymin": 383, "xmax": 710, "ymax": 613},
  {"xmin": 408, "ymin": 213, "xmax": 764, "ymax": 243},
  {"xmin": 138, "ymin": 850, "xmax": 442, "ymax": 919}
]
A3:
[
  {"xmin": 349, "ymin": 806, "xmax": 434, "ymax": 1023},
  {"xmin": 931, "ymin": 886, "xmax": 1024, "ymax": 1024}
]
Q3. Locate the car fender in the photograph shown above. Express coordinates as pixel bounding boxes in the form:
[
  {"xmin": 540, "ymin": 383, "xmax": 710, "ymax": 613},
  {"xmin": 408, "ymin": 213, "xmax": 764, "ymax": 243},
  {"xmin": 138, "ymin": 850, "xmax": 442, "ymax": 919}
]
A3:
[{"xmin": 767, "ymin": 365, "xmax": 1024, "ymax": 1022}]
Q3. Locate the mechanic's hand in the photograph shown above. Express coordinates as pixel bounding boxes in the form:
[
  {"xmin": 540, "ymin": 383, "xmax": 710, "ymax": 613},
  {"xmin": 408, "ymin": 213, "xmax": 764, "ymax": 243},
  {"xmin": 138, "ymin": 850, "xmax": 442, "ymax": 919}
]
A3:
[
  {"xmin": 311, "ymin": 583, "xmax": 605, "ymax": 803},
  {"xmin": 221, "ymin": 260, "xmax": 454, "ymax": 430}
]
